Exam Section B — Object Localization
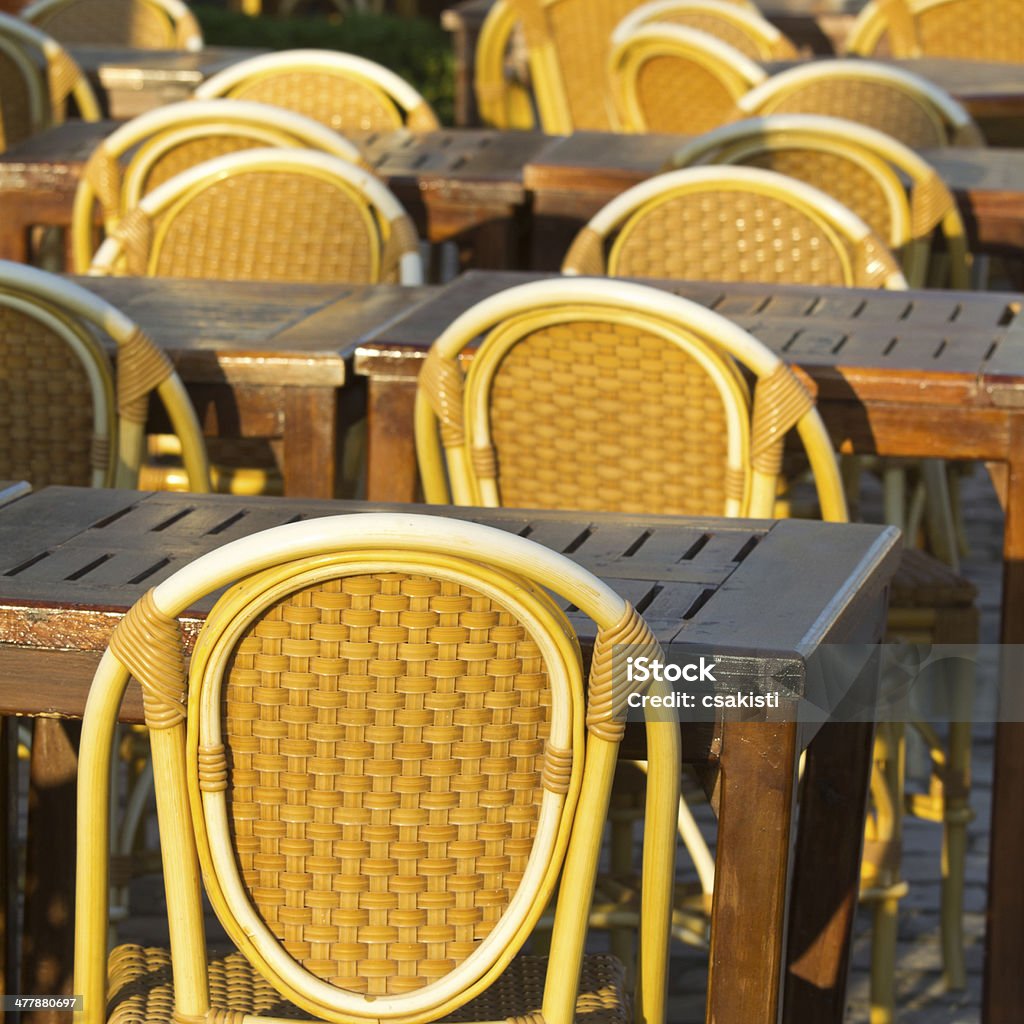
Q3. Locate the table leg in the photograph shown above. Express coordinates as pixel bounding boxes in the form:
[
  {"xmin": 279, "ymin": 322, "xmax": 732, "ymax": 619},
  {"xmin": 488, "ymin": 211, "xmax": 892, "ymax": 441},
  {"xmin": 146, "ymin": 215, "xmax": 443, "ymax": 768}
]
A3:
[
  {"xmin": 783, "ymin": 720, "xmax": 876, "ymax": 1023},
  {"xmin": 984, "ymin": 436, "xmax": 1024, "ymax": 1023},
  {"xmin": 21, "ymin": 719, "xmax": 79, "ymax": 1024},
  {"xmin": 282, "ymin": 386, "xmax": 338, "ymax": 499},
  {"xmin": 366, "ymin": 377, "xmax": 419, "ymax": 503},
  {"xmin": 707, "ymin": 717, "xmax": 800, "ymax": 1024}
]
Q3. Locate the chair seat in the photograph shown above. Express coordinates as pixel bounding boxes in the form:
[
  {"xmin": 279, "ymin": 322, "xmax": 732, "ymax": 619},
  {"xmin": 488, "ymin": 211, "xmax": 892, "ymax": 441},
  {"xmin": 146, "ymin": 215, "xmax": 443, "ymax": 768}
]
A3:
[{"xmin": 107, "ymin": 945, "xmax": 630, "ymax": 1024}]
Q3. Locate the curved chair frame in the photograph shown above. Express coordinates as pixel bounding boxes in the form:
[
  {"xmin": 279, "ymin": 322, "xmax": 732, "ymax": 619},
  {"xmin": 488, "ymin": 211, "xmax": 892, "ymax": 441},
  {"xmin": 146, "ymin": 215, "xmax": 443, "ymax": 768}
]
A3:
[
  {"xmin": 612, "ymin": 0, "xmax": 798, "ymax": 59},
  {"xmin": 0, "ymin": 260, "xmax": 209, "ymax": 491},
  {"xmin": 669, "ymin": 113, "xmax": 970, "ymax": 288},
  {"xmin": 74, "ymin": 512, "xmax": 680, "ymax": 1024},
  {"xmin": 846, "ymin": 0, "xmax": 1024, "ymax": 60},
  {"xmin": 736, "ymin": 59, "xmax": 984, "ymax": 146},
  {"xmin": 0, "ymin": 12, "xmax": 100, "ymax": 124},
  {"xmin": 415, "ymin": 277, "xmax": 847, "ymax": 522},
  {"xmin": 193, "ymin": 49, "xmax": 440, "ymax": 132},
  {"xmin": 562, "ymin": 164, "xmax": 909, "ymax": 290},
  {"xmin": 21, "ymin": 0, "xmax": 202, "ymax": 50},
  {"xmin": 71, "ymin": 99, "xmax": 368, "ymax": 273},
  {"xmin": 608, "ymin": 23, "xmax": 766, "ymax": 132},
  {"xmin": 475, "ymin": 0, "xmax": 536, "ymax": 130},
  {"xmin": 88, "ymin": 148, "xmax": 424, "ymax": 285}
]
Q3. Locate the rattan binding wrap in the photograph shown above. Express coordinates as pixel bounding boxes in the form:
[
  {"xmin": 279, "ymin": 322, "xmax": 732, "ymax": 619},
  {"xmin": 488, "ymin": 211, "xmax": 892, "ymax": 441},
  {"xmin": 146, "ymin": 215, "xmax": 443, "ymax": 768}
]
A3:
[
  {"xmin": 46, "ymin": 47, "xmax": 79, "ymax": 117},
  {"xmin": 910, "ymin": 169, "xmax": 953, "ymax": 237},
  {"xmin": 484, "ymin": 318, "xmax": 733, "ymax": 514},
  {"xmin": 0, "ymin": 301, "xmax": 97, "ymax": 487},
  {"xmin": 750, "ymin": 363, "xmax": 814, "ymax": 475},
  {"xmin": 420, "ymin": 348, "xmax": 467, "ymax": 448},
  {"xmin": 117, "ymin": 327, "xmax": 175, "ymax": 424},
  {"xmin": 587, "ymin": 602, "xmax": 661, "ymax": 741},
  {"xmin": 111, "ymin": 208, "xmax": 154, "ymax": 278},
  {"xmin": 562, "ymin": 226, "xmax": 606, "ymax": 275},
  {"xmin": 219, "ymin": 571, "xmax": 554, "ymax": 994},
  {"xmin": 109, "ymin": 589, "xmax": 186, "ymax": 729},
  {"xmin": 106, "ymin": 946, "xmax": 629, "ymax": 1024}
]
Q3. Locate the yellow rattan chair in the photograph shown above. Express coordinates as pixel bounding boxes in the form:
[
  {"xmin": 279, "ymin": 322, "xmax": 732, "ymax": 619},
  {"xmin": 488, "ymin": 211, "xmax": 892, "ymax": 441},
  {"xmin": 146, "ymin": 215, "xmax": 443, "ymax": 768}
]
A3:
[
  {"xmin": 70, "ymin": 99, "xmax": 369, "ymax": 273},
  {"xmin": 737, "ymin": 58, "xmax": 985, "ymax": 147},
  {"xmin": 0, "ymin": 11, "xmax": 100, "ymax": 125},
  {"xmin": 562, "ymin": 164, "xmax": 908, "ymax": 288},
  {"xmin": 607, "ymin": 24, "xmax": 767, "ymax": 133},
  {"xmin": 475, "ymin": 0, "xmax": 536, "ymax": 130},
  {"xmin": 74, "ymin": 511, "xmax": 680, "ymax": 1024},
  {"xmin": 0, "ymin": 260, "xmax": 209, "ymax": 491},
  {"xmin": 847, "ymin": 0, "xmax": 1024, "ymax": 60},
  {"xmin": 613, "ymin": 0, "xmax": 798, "ymax": 59},
  {"xmin": 669, "ymin": 113, "xmax": 971, "ymax": 289},
  {"xmin": 87, "ymin": 148, "xmax": 424, "ymax": 285},
  {"xmin": 192, "ymin": 49, "xmax": 440, "ymax": 134},
  {"xmin": 20, "ymin": 0, "xmax": 201, "ymax": 50}
]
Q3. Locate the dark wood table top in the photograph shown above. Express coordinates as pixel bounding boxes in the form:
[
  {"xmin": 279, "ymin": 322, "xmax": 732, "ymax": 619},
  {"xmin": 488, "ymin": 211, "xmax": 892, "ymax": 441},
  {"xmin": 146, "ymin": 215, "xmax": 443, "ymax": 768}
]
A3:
[
  {"xmin": 71, "ymin": 276, "xmax": 436, "ymax": 387},
  {"xmin": 0, "ymin": 486, "xmax": 898, "ymax": 724},
  {"xmin": 355, "ymin": 269, "xmax": 1024, "ymax": 406}
]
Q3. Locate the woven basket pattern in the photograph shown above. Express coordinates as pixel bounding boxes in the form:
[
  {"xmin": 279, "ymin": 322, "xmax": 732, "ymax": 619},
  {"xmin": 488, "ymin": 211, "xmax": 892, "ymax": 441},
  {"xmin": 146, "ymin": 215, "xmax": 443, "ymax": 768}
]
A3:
[
  {"xmin": 610, "ymin": 191, "xmax": 850, "ymax": 284},
  {"xmin": 916, "ymin": 0, "xmax": 1024, "ymax": 58},
  {"xmin": 0, "ymin": 304, "xmax": 94, "ymax": 487},
  {"xmin": 657, "ymin": 11, "xmax": 767, "ymax": 57},
  {"xmin": 633, "ymin": 53, "xmax": 744, "ymax": 133},
  {"xmin": 487, "ymin": 320, "xmax": 730, "ymax": 514},
  {"xmin": 0, "ymin": 50, "xmax": 34, "ymax": 150},
  {"xmin": 548, "ymin": 0, "xmax": 641, "ymax": 130},
  {"xmin": 151, "ymin": 172, "xmax": 387, "ymax": 283},
  {"xmin": 138, "ymin": 135, "xmax": 265, "ymax": 195},
  {"xmin": 33, "ymin": 0, "xmax": 174, "ymax": 47},
  {"xmin": 756, "ymin": 79, "xmax": 945, "ymax": 148},
  {"xmin": 106, "ymin": 945, "xmax": 628, "ymax": 1024},
  {"xmin": 739, "ymin": 149, "xmax": 895, "ymax": 245},
  {"xmin": 229, "ymin": 72, "xmax": 403, "ymax": 133},
  {"xmin": 221, "ymin": 573, "xmax": 553, "ymax": 995}
]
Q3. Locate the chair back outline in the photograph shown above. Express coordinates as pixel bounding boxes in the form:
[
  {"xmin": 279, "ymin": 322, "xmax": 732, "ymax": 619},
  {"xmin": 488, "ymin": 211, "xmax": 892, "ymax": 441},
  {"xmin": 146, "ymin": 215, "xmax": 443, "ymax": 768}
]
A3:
[{"xmin": 21, "ymin": 0, "xmax": 202, "ymax": 50}]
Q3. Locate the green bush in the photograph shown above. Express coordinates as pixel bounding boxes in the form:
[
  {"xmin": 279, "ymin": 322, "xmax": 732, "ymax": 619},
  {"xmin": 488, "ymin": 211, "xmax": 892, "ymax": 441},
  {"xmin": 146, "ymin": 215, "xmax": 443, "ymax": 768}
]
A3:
[{"xmin": 193, "ymin": 7, "xmax": 455, "ymax": 124}]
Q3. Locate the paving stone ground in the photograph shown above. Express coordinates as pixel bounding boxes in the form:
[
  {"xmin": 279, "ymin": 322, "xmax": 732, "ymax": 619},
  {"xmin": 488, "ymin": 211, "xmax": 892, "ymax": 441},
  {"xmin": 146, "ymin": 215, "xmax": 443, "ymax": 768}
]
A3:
[{"xmin": 114, "ymin": 468, "xmax": 1004, "ymax": 1024}]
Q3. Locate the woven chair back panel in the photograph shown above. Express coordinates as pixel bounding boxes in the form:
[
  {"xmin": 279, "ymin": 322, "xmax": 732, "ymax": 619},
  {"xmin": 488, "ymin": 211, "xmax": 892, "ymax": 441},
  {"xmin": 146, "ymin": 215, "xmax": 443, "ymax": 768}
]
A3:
[
  {"xmin": 736, "ymin": 149, "xmax": 896, "ymax": 245},
  {"xmin": 0, "ymin": 50, "xmax": 34, "ymax": 150},
  {"xmin": 32, "ymin": 0, "xmax": 175, "ymax": 47},
  {"xmin": 486, "ymin": 321, "xmax": 731, "ymax": 515},
  {"xmin": 916, "ymin": 0, "xmax": 1024, "ymax": 58},
  {"xmin": 152, "ymin": 172, "xmax": 386, "ymax": 283},
  {"xmin": 548, "ymin": 0, "xmax": 644, "ymax": 129},
  {"xmin": 227, "ymin": 73, "xmax": 404, "ymax": 133},
  {"xmin": 135, "ymin": 135, "xmax": 273, "ymax": 196},
  {"xmin": 633, "ymin": 54, "xmax": 746, "ymax": 133},
  {"xmin": 222, "ymin": 572, "xmax": 553, "ymax": 996},
  {"xmin": 755, "ymin": 79, "xmax": 945, "ymax": 148},
  {"xmin": 0, "ymin": 304, "xmax": 94, "ymax": 488},
  {"xmin": 654, "ymin": 11, "xmax": 766, "ymax": 58},
  {"xmin": 610, "ymin": 191, "xmax": 850, "ymax": 284}
]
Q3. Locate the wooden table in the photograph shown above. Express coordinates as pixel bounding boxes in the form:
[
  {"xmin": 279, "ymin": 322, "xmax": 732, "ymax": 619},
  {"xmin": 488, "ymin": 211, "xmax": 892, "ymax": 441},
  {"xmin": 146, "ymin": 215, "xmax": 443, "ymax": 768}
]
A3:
[
  {"xmin": 352, "ymin": 268, "xmax": 1024, "ymax": 1023},
  {"xmin": 68, "ymin": 46, "xmax": 263, "ymax": 120},
  {"xmin": 0, "ymin": 122, "xmax": 547, "ymax": 269},
  {"xmin": 523, "ymin": 132, "xmax": 1024, "ymax": 267},
  {"xmin": 71, "ymin": 276, "xmax": 436, "ymax": 499},
  {"xmin": 0, "ymin": 485, "xmax": 899, "ymax": 1024}
]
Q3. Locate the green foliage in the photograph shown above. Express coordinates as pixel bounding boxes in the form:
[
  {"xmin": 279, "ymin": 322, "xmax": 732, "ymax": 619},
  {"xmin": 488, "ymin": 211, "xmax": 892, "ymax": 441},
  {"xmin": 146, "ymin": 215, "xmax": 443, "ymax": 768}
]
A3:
[{"xmin": 192, "ymin": 7, "xmax": 455, "ymax": 124}]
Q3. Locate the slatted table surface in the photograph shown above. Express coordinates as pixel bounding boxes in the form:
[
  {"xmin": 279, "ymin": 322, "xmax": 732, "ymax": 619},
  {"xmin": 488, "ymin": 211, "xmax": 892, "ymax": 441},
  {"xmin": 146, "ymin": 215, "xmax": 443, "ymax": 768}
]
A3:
[
  {"xmin": 524, "ymin": 133, "xmax": 1024, "ymax": 266},
  {"xmin": 0, "ymin": 485, "xmax": 898, "ymax": 1024},
  {"xmin": 74, "ymin": 276, "xmax": 436, "ymax": 498},
  {"xmin": 0, "ymin": 124, "xmax": 549, "ymax": 267}
]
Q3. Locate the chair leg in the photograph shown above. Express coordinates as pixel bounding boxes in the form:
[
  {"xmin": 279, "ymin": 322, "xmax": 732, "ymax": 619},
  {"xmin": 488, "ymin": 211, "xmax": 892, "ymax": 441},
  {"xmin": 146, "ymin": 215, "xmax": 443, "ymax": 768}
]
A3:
[{"xmin": 941, "ymin": 714, "xmax": 973, "ymax": 991}]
